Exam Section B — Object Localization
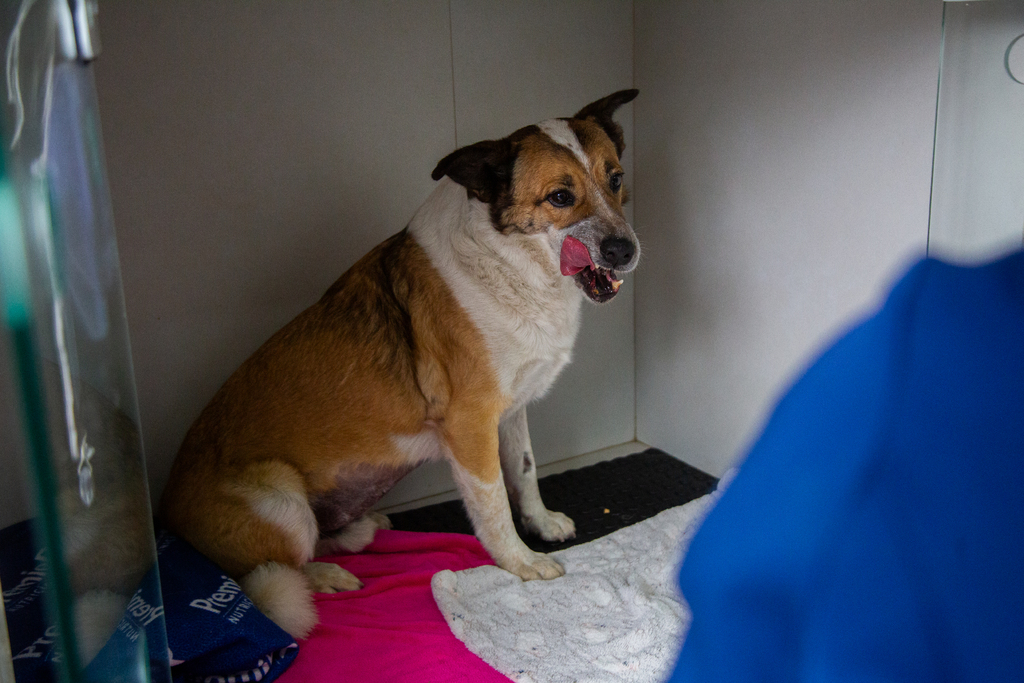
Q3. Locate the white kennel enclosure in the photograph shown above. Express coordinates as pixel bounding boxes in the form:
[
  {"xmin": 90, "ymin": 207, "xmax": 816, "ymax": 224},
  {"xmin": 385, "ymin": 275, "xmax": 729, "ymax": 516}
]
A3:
[{"xmin": 1, "ymin": 1, "xmax": 1022, "ymax": 679}]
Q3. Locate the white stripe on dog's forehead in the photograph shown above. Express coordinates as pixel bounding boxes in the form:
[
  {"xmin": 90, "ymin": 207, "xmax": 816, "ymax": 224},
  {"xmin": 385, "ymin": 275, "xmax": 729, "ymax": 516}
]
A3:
[{"xmin": 538, "ymin": 119, "xmax": 590, "ymax": 167}]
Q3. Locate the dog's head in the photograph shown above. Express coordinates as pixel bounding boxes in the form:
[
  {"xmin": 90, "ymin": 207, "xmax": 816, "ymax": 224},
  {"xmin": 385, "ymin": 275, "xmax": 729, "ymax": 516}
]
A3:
[{"xmin": 431, "ymin": 90, "xmax": 640, "ymax": 303}]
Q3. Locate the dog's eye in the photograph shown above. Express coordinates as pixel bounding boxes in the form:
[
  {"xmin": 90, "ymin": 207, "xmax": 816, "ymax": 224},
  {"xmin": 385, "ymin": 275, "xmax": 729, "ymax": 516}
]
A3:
[
  {"xmin": 609, "ymin": 172, "xmax": 623, "ymax": 192},
  {"xmin": 547, "ymin": 190, "xmax": 575, "ymax": 208}
]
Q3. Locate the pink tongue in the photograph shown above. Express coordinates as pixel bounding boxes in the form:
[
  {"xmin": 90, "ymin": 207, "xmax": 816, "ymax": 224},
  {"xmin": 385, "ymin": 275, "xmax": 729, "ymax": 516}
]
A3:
[{"xmin": 560, "ymin": 236, "xmax": 595, "ymax": 276}]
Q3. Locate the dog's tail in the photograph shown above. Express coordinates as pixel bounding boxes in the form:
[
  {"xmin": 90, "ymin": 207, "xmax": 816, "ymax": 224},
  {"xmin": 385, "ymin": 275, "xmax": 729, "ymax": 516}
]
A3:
[{"xmin": 239, "ymin": 562, "xmax": 317, "ymax": 639}]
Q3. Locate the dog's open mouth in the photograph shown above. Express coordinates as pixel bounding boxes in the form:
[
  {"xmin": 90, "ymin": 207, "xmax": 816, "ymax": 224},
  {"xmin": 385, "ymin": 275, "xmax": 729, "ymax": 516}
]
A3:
[{"xmin": 560, "ymin": 236, "xmax": 622, "ymax": 303}]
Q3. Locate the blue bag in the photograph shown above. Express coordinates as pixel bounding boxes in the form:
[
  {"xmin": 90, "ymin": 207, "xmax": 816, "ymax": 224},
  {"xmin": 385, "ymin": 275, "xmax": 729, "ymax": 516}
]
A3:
[{"xmin": 0, "ymin": 521, "xmax": 298, "ymax": 683}]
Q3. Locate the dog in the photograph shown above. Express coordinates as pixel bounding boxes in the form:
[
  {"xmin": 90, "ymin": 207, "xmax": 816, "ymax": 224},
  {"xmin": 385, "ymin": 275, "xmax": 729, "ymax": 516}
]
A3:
[{"xmin": 158, "ymin": 89, "xmax": 641, "ymax": 638}]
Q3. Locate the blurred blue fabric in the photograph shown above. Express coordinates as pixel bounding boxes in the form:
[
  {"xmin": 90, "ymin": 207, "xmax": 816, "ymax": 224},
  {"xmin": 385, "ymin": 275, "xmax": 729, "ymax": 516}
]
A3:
[{"xmin": 668, "ymin": 251, "xmax": 1024, "ymax": 682}]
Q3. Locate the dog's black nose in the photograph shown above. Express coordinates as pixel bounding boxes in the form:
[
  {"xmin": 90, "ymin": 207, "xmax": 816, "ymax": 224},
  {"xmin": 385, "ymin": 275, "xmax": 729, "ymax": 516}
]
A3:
[{"xmin": 600, "ymin": 237, "xmax": 635, "ymax": 268}]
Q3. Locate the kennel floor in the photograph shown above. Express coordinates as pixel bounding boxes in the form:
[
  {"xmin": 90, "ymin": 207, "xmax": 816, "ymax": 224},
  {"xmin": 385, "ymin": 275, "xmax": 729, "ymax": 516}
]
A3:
[{"xmin": 387, "ymin": 448, "xmax": 718, "ymax": 551}]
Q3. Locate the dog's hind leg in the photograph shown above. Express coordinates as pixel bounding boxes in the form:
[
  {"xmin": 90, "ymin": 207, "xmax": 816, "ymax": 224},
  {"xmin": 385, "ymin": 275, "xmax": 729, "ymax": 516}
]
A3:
[
  {"xmin": 226, "ymin": 460, "xmax": 361, "ymax": 638},
  {"xmin": 498, "ymin": 407, "xmax": 576, "ymax": 542}
]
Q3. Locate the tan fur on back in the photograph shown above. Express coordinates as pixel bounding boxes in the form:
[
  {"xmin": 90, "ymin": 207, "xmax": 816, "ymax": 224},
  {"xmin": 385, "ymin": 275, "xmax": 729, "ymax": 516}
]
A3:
[{"xmin": 158, "ymin": 231, "xmax": 505, "ymax": 576}]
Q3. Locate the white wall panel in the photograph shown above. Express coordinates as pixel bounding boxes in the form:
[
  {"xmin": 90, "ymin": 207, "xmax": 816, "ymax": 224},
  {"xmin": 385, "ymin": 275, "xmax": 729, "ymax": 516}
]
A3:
[
  {"xmin": 633, "ymin": 1, "xmax": 941, "ymax": 476},
  {"xmin": 93, "ymin": 1, "xmax": 456, "ymax": 501}
]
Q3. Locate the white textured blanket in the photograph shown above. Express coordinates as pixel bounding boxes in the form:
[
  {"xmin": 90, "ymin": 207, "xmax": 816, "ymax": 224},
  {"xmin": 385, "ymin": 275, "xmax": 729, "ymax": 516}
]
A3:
[{"xmin": 431, "ymin": 493, "xmax": 719, "ymax": 683}]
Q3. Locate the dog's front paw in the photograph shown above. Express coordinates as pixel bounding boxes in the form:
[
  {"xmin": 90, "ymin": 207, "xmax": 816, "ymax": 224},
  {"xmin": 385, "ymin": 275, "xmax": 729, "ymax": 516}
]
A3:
[
  {"xmin": 302, "ymin": 562, "xmax": 363, "ymax": 593},
  {"xmin": 525, "ymin": 510, "xmax": 576, "ymax": 543},
  {"xmin": 504, "ymin": 552, "xmax": 565, "ymax": 581}
]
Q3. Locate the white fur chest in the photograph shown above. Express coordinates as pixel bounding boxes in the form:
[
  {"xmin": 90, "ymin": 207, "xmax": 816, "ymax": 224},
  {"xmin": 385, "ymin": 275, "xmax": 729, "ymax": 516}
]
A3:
[
  {"xmin": 492, "ymin": 278, "xmax": 582, "ymax": 411},
  {"xmin": 410, "ymin": 180, "xmax": 584, "ymax": 409}
]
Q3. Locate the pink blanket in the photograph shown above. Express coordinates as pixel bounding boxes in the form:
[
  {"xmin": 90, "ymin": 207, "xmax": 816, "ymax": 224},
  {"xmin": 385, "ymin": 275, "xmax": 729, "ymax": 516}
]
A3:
[{"xmin": 277, "ymin": 530, "xmax": 511, "ymax": 683}]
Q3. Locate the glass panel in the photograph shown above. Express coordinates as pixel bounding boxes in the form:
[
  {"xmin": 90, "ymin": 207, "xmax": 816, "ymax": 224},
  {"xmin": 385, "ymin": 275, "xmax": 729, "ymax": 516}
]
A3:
[
  {"xmin": 1, "ymin": 2, "xmax": 170, "ymax": 682},
  {"xmin": 929, "ymin": 0, "xmax": 1024, "ymax": 262}
]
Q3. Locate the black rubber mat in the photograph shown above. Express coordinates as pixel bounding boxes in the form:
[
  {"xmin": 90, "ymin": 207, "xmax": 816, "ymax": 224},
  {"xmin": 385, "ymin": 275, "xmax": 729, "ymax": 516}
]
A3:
[{"xmin": 387, "ymin": 448, "xmax": 718, "ymax": 552}]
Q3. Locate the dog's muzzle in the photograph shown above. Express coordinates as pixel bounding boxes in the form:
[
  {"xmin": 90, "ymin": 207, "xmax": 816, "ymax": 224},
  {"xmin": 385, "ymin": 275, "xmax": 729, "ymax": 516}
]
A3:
[{"xmin": 560, "ymin": 234, "xmax": 636, "ymax": 303}]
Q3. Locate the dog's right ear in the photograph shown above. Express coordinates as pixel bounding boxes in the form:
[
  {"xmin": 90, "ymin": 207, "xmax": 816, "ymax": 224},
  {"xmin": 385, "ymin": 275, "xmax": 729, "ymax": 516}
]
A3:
[
  {"xmin": 431, "ymin": 138, "xmax": 514, "ymax": 205},
  {"xmin": 573, "ymin": 89, "xmax": 639, "ymax": 158}
]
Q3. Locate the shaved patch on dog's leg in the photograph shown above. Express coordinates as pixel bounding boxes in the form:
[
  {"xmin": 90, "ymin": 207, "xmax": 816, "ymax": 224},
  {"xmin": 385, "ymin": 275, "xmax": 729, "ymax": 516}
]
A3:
[
  {"xmin": 450, "ymin": 459, "xmax": 564, "ymax": 580},
  {"xmin": 498, "ymin": 407, "xmax": 576, "ymax": 542}
]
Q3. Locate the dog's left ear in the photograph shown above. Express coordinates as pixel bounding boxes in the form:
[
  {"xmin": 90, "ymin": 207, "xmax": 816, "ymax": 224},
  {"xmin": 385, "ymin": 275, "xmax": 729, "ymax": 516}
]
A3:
[
  {"xmin": 431, "ymin": 138, "xmax": 514, "ymax": 204},
  {"xmin": 572, "ymin": 89, "xmax": 639, "ymax": 158}
]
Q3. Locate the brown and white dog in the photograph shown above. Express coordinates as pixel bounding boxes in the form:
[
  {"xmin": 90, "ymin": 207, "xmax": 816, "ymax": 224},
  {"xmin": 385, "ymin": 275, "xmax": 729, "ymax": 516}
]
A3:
[{"xmin": 158, "ymin": 90, "xmax": 641, "ymax": 638}]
